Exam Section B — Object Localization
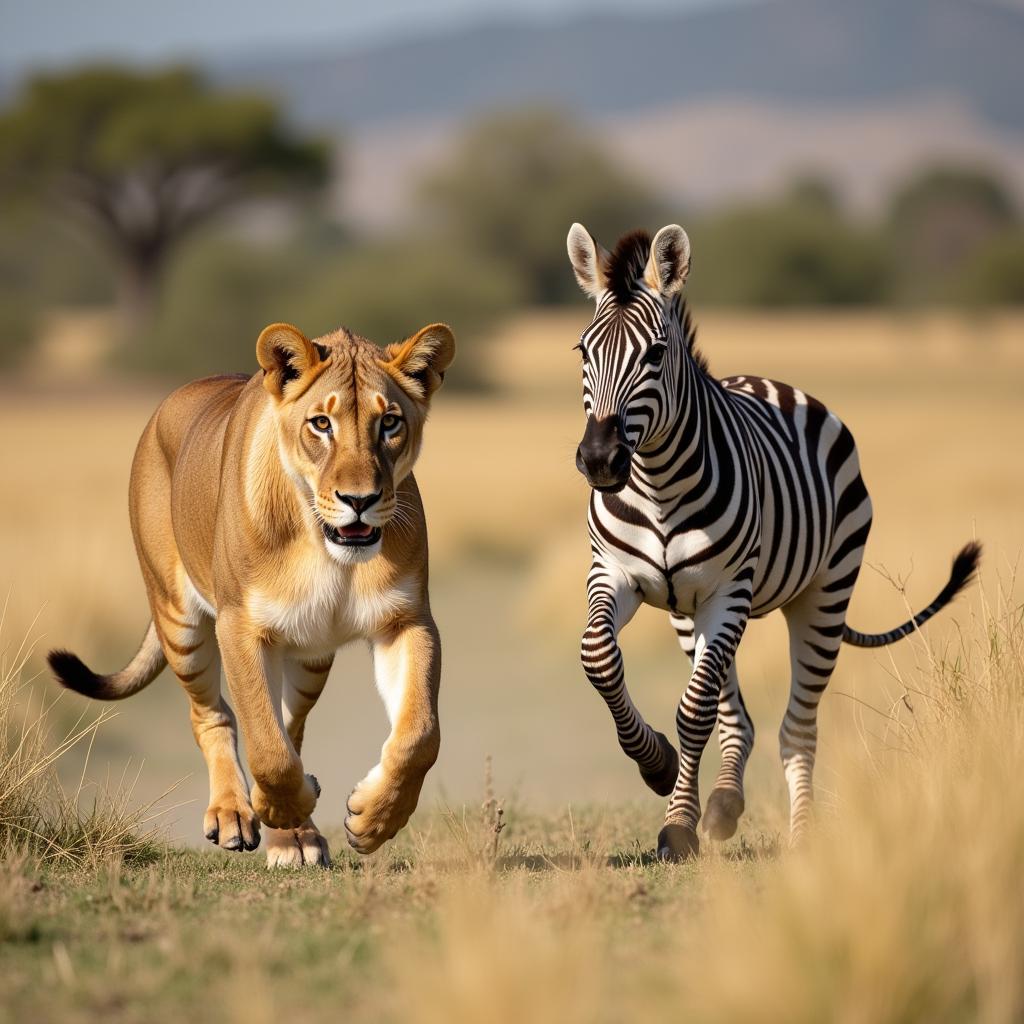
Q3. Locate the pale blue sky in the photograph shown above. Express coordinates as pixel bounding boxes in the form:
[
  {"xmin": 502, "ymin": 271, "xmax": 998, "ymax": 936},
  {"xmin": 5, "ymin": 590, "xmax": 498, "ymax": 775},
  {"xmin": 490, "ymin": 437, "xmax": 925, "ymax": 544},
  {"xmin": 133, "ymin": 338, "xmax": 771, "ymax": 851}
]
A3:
[{"xmin": 0, "ymin": 0, "xmax": 737, "ymax": 73}]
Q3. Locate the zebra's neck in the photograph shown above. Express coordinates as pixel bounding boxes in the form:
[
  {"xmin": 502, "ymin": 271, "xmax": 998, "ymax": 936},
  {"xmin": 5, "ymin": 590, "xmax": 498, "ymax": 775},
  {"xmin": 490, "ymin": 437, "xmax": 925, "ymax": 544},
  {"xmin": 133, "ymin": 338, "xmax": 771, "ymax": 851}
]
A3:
[{"xmin": 631, "ymin": 342, "xmax": 725, "ymax": 507}]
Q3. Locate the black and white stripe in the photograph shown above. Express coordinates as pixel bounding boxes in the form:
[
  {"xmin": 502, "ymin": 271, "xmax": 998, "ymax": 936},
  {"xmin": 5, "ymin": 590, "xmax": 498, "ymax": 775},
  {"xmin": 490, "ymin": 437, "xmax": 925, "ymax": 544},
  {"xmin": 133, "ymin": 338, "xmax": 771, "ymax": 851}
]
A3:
[{"xmin": 567, "ymin": 223, "xmax": 980, "ymax": 859}]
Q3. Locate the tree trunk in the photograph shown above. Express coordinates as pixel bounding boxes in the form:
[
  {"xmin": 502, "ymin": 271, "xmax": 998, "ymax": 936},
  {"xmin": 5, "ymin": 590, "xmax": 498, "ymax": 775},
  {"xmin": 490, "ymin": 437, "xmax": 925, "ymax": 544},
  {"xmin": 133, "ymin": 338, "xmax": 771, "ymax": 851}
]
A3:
[{"xmin": 115, "ymin": 248, "xmax": 164, "ymax": 342}]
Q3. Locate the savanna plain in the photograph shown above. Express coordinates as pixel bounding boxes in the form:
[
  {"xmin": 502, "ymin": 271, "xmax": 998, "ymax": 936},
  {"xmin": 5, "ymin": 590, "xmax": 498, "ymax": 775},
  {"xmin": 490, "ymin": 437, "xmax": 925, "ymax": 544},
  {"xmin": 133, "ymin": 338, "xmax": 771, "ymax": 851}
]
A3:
[{"xmin": 1, "ymin": 309, "xmax": 1023, "ymax": 1023}]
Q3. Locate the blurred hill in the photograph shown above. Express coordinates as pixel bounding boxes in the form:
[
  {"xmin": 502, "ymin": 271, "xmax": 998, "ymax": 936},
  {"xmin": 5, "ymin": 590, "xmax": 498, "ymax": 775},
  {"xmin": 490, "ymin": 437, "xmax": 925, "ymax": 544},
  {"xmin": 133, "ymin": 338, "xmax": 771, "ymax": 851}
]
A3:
[
  {"xmin": 209, "ymin": 0, "xmax": 1024, "ymax": 228},
  {"xmin": 214, "ymin": 0, "xmax": 1024, "ymax": 132},
  {"xmin": 3, "ymin": 0, "xmax": 1024, "ymax": 374},
  {"xmin": 342, "ymin": 96, "xmax": 1024, "ymax": 232}
]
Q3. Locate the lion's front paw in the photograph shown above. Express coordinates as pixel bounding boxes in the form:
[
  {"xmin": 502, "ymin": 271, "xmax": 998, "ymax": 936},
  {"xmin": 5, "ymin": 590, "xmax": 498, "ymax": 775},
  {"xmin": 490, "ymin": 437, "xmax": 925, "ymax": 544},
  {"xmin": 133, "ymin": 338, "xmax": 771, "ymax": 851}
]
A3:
[
  {"xmin": 344, "ymin": 765, "xmax": 421, "ymax": 855},
  {"xmin": 203, "ymin": 792, "xmax": 261, "ymax": 852},
  {"xmin": 264, "ymin": 820, "xmax": 331, "ymax": 869},
  {"xmin": 251, "ymin": 773, "xmax": 319, "ymax": 831}
]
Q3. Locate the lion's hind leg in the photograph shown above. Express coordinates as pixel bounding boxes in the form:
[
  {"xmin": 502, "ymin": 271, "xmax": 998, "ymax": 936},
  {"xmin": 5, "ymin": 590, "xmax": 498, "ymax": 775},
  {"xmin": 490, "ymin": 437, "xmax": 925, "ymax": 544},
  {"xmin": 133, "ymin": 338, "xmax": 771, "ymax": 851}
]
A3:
[
  {"xmin": 130, "ymin": 411, "xmax": 257, "ymax": 852},
  {"xmin": 159, "ymin": 596, "xmax": 259, "ymax": 852}
]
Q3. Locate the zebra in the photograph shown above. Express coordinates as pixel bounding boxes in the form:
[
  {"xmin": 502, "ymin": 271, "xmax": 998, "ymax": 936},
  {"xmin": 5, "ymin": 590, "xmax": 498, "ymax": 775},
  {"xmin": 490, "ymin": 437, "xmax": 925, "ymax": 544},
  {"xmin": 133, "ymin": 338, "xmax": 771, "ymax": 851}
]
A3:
[{"xmin": 566, "ymin": 221, "xmax": 981, "ymax": 861}]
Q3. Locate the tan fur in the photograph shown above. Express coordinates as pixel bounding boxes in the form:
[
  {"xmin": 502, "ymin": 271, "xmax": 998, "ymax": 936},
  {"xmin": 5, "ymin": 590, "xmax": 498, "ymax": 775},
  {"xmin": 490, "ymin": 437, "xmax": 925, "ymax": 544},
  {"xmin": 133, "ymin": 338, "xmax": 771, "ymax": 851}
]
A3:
[{"xmin": 53, "ymin": 321, "xmax": 454, "ymax": 865}]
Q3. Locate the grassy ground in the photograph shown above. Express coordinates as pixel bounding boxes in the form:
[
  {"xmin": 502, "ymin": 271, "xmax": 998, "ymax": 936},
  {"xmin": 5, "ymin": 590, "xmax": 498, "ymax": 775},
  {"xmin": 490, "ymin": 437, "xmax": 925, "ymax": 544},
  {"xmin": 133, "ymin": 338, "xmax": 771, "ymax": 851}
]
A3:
[
  {"xmin": 1, "ymin": 308, "xmax": 1023, "ymax": 1021},
  {"xmin": 3, "ymin": 597, "xmax": 1023, "ymax": 1024},
  {"xmin": 0, "ymin": 805, "xmax": 720, "ymax": 1024}
]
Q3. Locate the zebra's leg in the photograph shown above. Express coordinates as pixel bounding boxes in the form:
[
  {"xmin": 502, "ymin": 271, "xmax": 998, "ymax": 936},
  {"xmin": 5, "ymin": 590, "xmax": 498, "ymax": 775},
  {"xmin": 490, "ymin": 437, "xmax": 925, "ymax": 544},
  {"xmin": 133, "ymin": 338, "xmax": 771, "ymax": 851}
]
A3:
[
  {"xmin": 779, "ymin": 569, "xmax": 858, "ymax": 846},
  {"xmin": 660, "ymin": 578, "xmax": 752, "ymax": 861},
  {"xmin": 582, "ymin": 565, "xmax": 679, "ymax": 795},
  {"xmin": 671, "ymin": 614, "xmax": 755, "ymax": 842},
  {"xmin": 704, "ymin": 663, "xmax": 755, "ymax": 841}
]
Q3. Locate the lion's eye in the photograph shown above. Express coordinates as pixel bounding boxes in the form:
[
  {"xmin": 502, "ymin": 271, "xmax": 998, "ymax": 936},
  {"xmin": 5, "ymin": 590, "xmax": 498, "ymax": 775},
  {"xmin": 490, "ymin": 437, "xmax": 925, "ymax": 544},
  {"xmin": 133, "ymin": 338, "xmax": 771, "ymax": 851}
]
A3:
[
  {"xmin": 381, "ymin": 413, "xmax": 402, "ymax": 435},
  {"xmin": 310, "ymin": 415, "xmax": 332, "ymax": 434}
]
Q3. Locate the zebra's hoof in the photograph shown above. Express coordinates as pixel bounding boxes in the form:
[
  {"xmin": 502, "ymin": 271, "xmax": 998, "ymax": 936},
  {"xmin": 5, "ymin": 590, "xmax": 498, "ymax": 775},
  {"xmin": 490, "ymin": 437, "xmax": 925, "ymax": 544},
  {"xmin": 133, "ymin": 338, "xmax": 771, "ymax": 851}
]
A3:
[
  {"xmin": 657, "ymin": 823, "xmax": 699, "ymax": 863},
  {"xmin": 702, "ymin": 788, "xmax": 745, "ymax": 841},
  {"xmin": 639, "ymin": 732, "xmax": 679, "ymax": 797}
]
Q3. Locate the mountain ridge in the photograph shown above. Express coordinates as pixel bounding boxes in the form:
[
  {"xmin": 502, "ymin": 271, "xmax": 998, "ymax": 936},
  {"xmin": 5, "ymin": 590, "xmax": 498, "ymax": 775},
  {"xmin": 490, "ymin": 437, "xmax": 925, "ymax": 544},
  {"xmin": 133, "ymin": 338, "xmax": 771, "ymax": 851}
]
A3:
[{"xmin": 211, "ymin": 0, "xmax": 1024, "ymax": 134}]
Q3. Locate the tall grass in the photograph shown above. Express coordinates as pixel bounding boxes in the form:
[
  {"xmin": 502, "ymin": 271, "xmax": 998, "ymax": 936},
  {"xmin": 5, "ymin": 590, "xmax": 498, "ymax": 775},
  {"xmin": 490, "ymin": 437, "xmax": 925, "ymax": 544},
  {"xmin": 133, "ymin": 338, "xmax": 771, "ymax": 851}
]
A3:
[
  {"xmin": 669, "ymin": 586, "xmax": 1024, "ymax": 1024},
  {"xmin": 380, "ymin": 587, "xmax": 1024, "ymax": 1024},
  {"xmin": 0, "ymin": 602, "xmax": 163, "ymax": 865}
]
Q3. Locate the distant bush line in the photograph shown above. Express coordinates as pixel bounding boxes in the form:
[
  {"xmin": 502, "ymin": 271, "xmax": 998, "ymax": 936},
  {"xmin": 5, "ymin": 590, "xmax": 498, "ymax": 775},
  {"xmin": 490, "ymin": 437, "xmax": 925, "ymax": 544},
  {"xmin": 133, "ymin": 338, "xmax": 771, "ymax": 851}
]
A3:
[{"xmin": 2, "ymin": 92, "xmax": 1022, "ymax": 379}]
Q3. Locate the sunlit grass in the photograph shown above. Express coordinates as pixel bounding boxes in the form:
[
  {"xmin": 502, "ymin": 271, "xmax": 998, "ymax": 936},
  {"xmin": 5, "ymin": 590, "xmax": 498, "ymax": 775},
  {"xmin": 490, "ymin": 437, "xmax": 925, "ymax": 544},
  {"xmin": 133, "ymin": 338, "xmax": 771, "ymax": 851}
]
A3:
[
  {"xmin": 0, "ymin": 589, "xmax": 1021, "ymax": 1021},
  {"xmin": 0, "ymin": 601, "xmax": 165, "ymax": 865}
]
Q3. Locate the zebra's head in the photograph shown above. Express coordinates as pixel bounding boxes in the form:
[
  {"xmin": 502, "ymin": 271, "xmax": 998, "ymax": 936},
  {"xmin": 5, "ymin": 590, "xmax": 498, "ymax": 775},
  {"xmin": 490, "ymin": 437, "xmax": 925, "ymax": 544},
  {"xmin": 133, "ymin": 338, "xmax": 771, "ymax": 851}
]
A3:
[{"xmin": 566, "ymin": 222, "xmax": 692, "ymax": 493}]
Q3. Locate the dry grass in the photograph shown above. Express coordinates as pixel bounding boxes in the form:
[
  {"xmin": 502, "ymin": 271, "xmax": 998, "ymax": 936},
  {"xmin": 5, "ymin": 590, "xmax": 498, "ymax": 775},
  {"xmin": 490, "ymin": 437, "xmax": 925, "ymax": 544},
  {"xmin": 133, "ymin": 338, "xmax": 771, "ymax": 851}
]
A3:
[
  {"xmin": 383, "ymin": 592, "xmax": 1024, "ymax": 1024},
  {"xmin": 0, "ymin": 593, "xmax": 1020, "ymax": 1022},
  {"xmin": 0, "ymin": 603, "xmax": 163, "ymax": 866}
]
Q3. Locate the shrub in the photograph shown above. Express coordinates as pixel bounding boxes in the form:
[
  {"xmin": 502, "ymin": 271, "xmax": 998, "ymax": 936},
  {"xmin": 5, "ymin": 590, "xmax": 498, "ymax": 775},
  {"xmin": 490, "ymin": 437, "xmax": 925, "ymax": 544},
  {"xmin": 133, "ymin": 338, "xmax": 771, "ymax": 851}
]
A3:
[
  {"xmin": 688, "ymin": 196, "xmax": 887, "ymax": 307},
  {"xmin": 958, "ymin": 230, "xmax": 1024, "ymax": 306},
  {"xmin": 125, "ymin": 230, "xmax": 522, "ymax": 387}
]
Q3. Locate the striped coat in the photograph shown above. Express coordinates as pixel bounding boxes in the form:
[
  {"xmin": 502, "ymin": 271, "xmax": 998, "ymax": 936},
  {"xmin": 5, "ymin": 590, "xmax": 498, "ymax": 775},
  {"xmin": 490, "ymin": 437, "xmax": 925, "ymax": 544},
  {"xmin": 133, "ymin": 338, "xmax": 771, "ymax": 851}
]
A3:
[{"xmin": 568, "ymin": 222, "xmax": 980, "ymax": 860}]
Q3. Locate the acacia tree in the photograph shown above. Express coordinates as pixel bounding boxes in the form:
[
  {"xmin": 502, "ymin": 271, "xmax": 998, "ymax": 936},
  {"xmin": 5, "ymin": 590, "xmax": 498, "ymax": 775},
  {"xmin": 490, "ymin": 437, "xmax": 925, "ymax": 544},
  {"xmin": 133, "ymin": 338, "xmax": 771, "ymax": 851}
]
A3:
[{"xmin": 0, "ymin": 66, "xmax": 329, "ymax": 328}]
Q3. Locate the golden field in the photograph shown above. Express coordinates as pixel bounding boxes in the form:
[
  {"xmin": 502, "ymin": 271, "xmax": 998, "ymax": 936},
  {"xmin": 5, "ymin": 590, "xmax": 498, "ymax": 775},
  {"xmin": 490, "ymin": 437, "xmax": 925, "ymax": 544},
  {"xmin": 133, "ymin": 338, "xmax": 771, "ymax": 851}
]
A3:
[
  {"xmin": 1, "ymin": 307, "xmax": 1024, "ymax": 1022},
  {"xmin": 1, "ymin": 308, "xmax": 1020, "ymax": 821}
]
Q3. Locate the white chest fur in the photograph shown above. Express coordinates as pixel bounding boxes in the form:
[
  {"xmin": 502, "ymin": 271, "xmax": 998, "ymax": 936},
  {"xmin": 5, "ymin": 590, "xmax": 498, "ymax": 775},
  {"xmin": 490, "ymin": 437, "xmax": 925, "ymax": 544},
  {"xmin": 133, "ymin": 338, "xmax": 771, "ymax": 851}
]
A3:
[{"xmin": 245, "ymin": 558, "xmax": 417, "ymax": 656}]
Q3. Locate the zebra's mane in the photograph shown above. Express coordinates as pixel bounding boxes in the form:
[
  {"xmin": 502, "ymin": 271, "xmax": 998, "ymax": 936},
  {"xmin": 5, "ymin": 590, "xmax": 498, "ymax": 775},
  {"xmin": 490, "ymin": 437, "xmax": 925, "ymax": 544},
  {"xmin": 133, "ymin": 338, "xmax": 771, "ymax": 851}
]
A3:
[
  {"xmin": 605, "ymin": 230, "xmax": 653, "ymax": 304},
  {"xmin": 605, "ymin": 230, "xmax": 709, "ymax": 375}
]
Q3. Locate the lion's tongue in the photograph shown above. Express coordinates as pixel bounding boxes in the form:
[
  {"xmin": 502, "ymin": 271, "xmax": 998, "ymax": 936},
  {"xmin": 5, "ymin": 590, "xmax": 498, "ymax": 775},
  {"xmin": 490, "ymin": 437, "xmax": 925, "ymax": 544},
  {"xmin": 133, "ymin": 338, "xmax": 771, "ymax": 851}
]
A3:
[{"xmin": 339, "ymin": 522, "xmax": 373, "ymax": 538}]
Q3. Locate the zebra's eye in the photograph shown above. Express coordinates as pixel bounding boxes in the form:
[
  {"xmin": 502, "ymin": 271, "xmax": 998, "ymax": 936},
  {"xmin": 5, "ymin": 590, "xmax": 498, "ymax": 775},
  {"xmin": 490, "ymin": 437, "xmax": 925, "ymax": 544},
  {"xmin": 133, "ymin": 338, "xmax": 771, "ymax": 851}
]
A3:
[
  {"xmin": 574, "ymin": 342, "xmax": 588, "ymax": 362},
  {"xmin": 310, "ymin": 415, "xmax": 332, "ymax": 434},
  {"xmin": 647, "ymin": 344, "xmax": 667, "ymax": 367}
]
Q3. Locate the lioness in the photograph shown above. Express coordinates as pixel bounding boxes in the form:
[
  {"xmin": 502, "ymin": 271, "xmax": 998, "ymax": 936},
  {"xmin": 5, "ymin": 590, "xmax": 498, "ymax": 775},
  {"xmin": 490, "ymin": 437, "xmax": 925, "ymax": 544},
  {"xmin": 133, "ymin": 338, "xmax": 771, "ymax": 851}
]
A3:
[{"xmin": 48, "ymin": 320, "xmax": 454, "ymax": 867}]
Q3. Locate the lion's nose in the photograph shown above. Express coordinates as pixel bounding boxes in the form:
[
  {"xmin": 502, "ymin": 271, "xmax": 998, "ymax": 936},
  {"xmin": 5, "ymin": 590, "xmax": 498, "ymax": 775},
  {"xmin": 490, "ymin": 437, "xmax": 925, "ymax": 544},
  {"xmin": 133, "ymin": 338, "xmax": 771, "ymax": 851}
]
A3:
[{"xmin": 336, "ymin": 491, "xmax": 382, "ymax": 514}]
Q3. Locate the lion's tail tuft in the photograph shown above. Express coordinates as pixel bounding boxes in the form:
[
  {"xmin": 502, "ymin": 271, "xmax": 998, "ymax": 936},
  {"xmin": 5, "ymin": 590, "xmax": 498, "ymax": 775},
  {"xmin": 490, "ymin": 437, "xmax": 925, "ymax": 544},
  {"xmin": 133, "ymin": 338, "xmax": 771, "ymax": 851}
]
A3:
[{"xmin": 48, "ymin": 622, "xmax": 166, "ymax": 700}]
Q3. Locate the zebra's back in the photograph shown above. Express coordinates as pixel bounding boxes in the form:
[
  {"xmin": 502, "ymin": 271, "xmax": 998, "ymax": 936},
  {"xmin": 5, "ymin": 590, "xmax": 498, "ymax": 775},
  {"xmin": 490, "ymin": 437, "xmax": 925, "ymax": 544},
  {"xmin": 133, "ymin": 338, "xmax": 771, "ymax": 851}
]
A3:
[{"xmin": 720, "ymin": 375, "xmax": 872, "ymax": 618}]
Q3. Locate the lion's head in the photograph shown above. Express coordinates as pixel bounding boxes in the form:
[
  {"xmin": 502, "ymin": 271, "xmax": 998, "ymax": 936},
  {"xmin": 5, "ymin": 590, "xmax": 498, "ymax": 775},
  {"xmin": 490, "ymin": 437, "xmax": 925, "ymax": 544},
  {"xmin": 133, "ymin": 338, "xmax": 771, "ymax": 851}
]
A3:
[{"xmin": 256, "ymin": 321, "xmax": 455, "ymax": 564}]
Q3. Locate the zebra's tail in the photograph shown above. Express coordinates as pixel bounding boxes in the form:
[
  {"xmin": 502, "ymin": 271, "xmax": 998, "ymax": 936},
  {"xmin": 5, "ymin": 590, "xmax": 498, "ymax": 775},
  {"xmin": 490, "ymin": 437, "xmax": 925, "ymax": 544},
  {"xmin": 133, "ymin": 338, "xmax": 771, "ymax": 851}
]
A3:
[
  {"xmin": 842, "ymin": 542, "xmax": 982, "ymax": 649},
  {"xmin": 48, "ymin": 621, "xmax": 166, "ymax": 700}
]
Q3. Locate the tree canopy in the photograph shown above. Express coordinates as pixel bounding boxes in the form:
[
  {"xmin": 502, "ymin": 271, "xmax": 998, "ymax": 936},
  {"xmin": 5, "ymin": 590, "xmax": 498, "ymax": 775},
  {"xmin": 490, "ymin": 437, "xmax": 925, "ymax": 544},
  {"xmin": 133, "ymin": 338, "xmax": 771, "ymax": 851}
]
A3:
[{"xmin": 0, "ymin": 65, "xmax": 329, "ymax": 324}]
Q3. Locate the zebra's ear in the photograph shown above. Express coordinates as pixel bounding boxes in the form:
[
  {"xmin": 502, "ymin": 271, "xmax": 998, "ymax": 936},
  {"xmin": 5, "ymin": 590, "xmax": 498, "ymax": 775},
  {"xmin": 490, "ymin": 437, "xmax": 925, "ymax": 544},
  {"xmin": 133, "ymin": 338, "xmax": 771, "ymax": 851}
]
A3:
[
  {"xmin": 644, "ymin": 224, "xmax": 691, "ymax": 297},
  {"xmin": 567, "ymin": 222, "xmax": 609, "ymax": 299}
]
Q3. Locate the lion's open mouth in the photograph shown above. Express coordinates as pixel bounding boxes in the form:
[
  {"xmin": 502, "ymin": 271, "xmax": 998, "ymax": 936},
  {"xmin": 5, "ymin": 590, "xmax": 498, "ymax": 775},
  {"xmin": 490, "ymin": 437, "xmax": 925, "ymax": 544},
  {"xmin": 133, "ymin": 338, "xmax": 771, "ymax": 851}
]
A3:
[{"xmin": 321, "ymin": 521, "xmax": 382, "ymax": 547}]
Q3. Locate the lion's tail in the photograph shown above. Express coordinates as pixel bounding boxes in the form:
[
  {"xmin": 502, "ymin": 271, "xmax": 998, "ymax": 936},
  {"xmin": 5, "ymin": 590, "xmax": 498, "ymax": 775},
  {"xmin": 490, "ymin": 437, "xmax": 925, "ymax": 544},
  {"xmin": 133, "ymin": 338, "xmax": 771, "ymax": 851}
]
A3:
[{"xmin": 48, "ymin": 621, "xmax": 166, "ymax": 701}]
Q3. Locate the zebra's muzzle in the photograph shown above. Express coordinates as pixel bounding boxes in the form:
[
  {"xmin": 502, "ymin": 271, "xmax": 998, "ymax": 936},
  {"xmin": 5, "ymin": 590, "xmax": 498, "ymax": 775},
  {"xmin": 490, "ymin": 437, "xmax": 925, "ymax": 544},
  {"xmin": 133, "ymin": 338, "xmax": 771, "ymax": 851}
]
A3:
[{"xmin": 577, "ymin": 414, "xmax": 632, "ymax": 493}]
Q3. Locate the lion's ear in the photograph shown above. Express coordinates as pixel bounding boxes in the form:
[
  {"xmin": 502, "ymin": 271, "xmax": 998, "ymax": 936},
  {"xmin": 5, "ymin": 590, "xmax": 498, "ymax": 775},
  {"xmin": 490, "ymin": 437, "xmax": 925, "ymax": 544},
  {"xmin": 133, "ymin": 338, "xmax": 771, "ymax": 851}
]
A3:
[
  {"xmin": 256, "ymin": 323, "xmax": 324, "ymax": 400},
  {"xmin": 384, "ymin": 323, "xmax": 456, "ymax": 401}
]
